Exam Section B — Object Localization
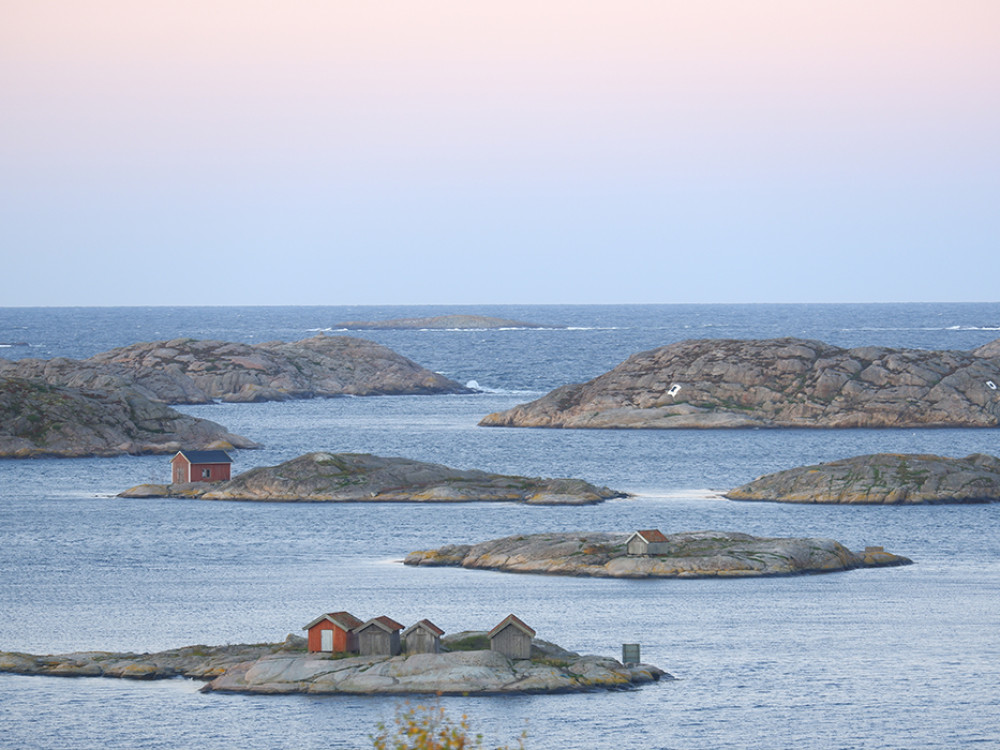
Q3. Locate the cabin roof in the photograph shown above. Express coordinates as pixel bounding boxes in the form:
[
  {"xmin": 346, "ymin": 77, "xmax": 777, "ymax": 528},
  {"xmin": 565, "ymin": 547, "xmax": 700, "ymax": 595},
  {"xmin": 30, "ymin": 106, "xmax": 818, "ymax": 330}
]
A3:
[
  {"xmin": 489, "ymin": 614, "xmax": 536, "ymax": 639},
  {"xmin": 632, "ymin": 529, "xmax": 668, "ymax": 543},
  {"xmin": 172, "ymin": 450, "xmax": 233, "ymax": 465},
  {"xmin": 301, "ymin": 611, "xmax": 363, "ymax": 631},
  {"xmin": 357, "ymin": 615, "xmax": 404, "ymax": 633},
  {"xmin": 402, "ymin": 619, "xmax": 445, "ymax": 637}
]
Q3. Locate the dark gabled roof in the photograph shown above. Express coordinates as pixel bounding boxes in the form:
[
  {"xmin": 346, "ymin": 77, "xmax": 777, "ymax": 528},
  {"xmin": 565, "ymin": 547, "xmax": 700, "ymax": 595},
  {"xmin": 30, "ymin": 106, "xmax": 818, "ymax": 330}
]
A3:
[
  {"xmin": 402, "ymin": 619, "xmax": 445, "ymax": 637},
  {"xmin": 356, "ymin": 615, "xmax": 404, "ymax": 633},
  {"xmin": 302, "ymin": 611, "xmax": 363, "ymax": 631},
  {"xmin": 633, "ymin": 529, "xmax": 668, "ymax": 543},
  {"xmin": 489, "ymin": 614, "xmax": 536, "ymax": 639},
  {"xmin": 173, "ymin": 450, "xmax": 232, "ymax": 465}
]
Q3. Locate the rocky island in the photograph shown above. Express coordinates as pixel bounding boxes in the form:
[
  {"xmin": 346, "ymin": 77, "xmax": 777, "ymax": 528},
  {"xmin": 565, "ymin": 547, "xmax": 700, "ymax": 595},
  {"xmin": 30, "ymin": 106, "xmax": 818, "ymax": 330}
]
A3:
[
  {"xmin": 405, "ymin": 531, "xmax": 911, "ymax": 577},
  {"xmin": 334, "ymin": 314, "xmax": 558, "ymax": 330},
  {"xmin": 0, "ymin": 334, "xmax": 469, "ymax": 404},
  {"xmin": 0, "ymin": 634, "xmax": 667, "ymax": 695},
  {"xmin": 0, "ymin": 377, "xmax": 258, "ymax": 458},
  {"xmin": 479, "ymin": 337, "xmax": 1000, "ymax": 429},
  {"xmin": 119, "ymin": 451, "xmax": 625, "ymax": 504},
  {"xmin": 726, "ymin": 452, "xmax": 1000, "ymax": 504}
]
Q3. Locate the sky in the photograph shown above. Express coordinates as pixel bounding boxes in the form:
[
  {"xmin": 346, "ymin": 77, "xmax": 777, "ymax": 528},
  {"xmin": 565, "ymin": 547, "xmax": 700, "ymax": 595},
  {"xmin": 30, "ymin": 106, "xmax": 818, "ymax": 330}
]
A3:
[{"xmin": 1, "ymin": 0, "xmax": 998, "ymax": 306}]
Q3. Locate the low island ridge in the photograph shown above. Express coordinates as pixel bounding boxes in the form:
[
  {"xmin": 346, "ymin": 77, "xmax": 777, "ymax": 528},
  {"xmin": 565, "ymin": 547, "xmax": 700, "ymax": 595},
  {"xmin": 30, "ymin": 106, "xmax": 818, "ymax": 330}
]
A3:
[
  {"xmin": 725, "ymin": 452, "xmax": 1000, "ymax": 504},
  {"xmin": 0, "ymin": 334, "xmax": 469, "ymax": 404},
  {"xmin": 405, "ymin": 531, "xmax": 911, "ymax": 577},
  {"xmin": 0, "ymin": 634, "xmax": 667, "ymax": 695},
  {"xmin": 333, "ymin": 314, "xmax": 560, "ymax": 330},
  {"xmin": 120, "ymin": 451, "xmax": 625, "ymax": 504}
]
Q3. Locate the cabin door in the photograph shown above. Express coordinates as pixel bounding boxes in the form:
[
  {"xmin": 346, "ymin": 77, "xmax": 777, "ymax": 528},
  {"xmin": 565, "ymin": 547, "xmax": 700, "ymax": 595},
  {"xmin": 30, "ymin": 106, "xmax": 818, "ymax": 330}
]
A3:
[{"xmin": 320, "ymin": 630, "xmax": 334, "ymax": 652}]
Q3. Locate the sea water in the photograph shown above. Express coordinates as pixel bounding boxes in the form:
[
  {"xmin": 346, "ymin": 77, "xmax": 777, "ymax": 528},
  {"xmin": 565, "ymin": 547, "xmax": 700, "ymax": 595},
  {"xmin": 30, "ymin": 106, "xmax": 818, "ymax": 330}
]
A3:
[{"xmin": 1, "ymin": 304, "xmax": 999, "ymax": 749}]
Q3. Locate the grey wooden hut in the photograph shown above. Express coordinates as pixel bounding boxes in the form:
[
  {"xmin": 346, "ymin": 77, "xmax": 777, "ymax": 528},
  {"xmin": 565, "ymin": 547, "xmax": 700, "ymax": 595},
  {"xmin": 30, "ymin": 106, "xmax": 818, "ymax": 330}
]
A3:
[
  {"xmin": 626, "ymin": 529, "xmax": 670, "ymax": 556},
  {"xmin": 488, "ymin": 614, "xmax": 535, "ymax": 660},
  {"xmin": 402, "ymin": 619, "xmax": 444, "ymax": 654},
  {"xmin": 355, "ymin": 616, "xmax": 404, "ymax": 656}
]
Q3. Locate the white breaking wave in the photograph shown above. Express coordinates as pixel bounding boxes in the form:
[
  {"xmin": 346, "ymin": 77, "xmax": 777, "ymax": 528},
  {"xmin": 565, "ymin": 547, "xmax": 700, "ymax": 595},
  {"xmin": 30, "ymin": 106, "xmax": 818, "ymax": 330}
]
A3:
[{"xmin": 465, "ymin": 379, "xmax": 542, "ymax": 396}]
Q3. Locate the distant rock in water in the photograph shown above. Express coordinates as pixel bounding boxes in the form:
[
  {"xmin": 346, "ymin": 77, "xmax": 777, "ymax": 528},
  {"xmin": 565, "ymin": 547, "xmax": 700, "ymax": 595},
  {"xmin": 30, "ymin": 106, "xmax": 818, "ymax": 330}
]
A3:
[
  {"xmin": 0, "ymin": 377, "xmax": 258, "ymax": 458},
  {"xmin": 334, "ymin": 314, "xmax": 559, "ymax": 330},
  {"xmin": 405, "ymin": 531, "xmax": 911, "ymax": 577},
  {"xmin": 119, "ymin": 451, "xmax": 625, "ymax": 504},
  {"xmin": 0, "ymin": 334, "xmax": 469, "ymax": 404},
  {"xmin": 726, "ymin": 453, "xmax": 1000, "ymax": 504},
  {"xmin": 479, "ymin": 337, "xmax": 1000, "ymax": 429}
]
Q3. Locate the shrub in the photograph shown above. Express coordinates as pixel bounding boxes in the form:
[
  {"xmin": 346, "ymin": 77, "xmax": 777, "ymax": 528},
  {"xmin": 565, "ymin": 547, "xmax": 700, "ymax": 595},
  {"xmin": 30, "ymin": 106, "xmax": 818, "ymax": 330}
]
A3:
[{"xmin": 371, "ymin": 702, "xmax": 525, "ymax": 750}]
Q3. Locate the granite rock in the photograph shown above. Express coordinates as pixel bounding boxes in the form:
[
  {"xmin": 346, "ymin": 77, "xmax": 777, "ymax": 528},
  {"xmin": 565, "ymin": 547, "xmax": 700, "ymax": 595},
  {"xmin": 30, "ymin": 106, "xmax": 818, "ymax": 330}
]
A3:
[
  {"xmin": 119, "ymin": 451, "xmax": 625, "ymax": 504},
  {"xmin": 405, "ymin": 531, "xmax": 912, "ymax": 577},
  {"xmin": 0, "ymin": 334, "xmax": 470, "ymax": 404},
  {"xmin": 0, "ymin": 376, "xmax": 258, "ymax": 458},
  {"xmin": 726, "ymin": 453, "xmax": 1000, "ymax": 504},
  {"xmin": 479, "ymin": 337, "xmax": 1000, "ymax": 429},
  {"xmin": 0, "ymin": 635, "xmax": 668, "ymax": 695}
]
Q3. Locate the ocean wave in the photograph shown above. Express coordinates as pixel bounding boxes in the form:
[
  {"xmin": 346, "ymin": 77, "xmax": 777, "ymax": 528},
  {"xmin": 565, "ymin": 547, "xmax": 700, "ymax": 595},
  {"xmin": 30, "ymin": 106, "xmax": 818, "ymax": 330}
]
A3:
[
  {"xmin": 630, "ymin": 489, "xmax": 728, "ymax": 500},
  {"xmin": 843, "ymin": 326, "xmax": 1000, "ymax": 332}
]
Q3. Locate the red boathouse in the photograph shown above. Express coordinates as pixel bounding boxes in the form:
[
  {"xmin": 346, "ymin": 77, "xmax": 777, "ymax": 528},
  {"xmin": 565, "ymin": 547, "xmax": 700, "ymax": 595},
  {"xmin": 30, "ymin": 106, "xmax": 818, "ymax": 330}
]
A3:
[
  {"xmin": 170, "ymin": 450, "xmax": 233, "ymax": 484},
  {"xmin": 303, "ymin": 612, "xmax": 364, "ymax": 653}
]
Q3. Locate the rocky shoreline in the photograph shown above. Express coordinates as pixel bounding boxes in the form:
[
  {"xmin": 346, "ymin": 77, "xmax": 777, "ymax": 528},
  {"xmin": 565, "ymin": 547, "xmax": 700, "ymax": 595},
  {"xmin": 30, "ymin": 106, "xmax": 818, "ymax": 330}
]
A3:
[
  {"xmin": 119, "ymin": 451, "xmax": 626, "ymax": 504},
  {"xmin": 0, "ymin": 634, "xmax": 668, "ymax": 695},
  {"xmin": 0, "ymin": 334, "xmax": 469, "ymax": 404},
  {"xmin": 0, "ymin": 377, "xmax": 258, "ymax": 458},
  {"xmin": 479, "ymin": 337, "xmax": 1000, "ymax": 429},
  {"xmin": 726, "ymin": 453, "xmax": 1000, "ymax": 504},
  {"xmin": 405, "ymin": 531, "xmax": 912, "ymax": 577}
]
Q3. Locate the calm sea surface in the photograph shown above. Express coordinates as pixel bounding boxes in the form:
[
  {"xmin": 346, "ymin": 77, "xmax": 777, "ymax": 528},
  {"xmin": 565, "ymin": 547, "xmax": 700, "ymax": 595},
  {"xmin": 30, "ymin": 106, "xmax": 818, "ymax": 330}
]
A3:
[{"xmin": 1, "ymin": 304, "xmax": 999, "ymax": 749}]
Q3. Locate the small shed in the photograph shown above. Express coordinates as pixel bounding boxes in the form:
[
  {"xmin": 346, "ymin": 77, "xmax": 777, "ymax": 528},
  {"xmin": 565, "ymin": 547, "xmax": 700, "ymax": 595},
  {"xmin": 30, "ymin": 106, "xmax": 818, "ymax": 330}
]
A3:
[
  {"xmin": 488, "ymin": 614, "xmax": 535, "ymax": 660},
  {"xmin": 302, "ymin": 611, "xmax": 363, "ymax": 653},
  {"xmin": 402, "ymin": 619, "xmax": 444, "ymax": 654},
  {"xmin": 626, "ymin": 529, "xmax": 670, "ymax": 556},
  {"xmin": 355, "ymin": 616, "xmax": 404, "ymax": 656},
  {"xmin": 171, "ymin": 450, "xmax": 232, "ymax": 484}
]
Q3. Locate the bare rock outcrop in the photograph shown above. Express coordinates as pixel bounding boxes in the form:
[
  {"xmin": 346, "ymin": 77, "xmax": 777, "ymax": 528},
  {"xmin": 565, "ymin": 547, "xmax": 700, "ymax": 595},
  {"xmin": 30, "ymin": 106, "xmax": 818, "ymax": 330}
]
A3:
[
  {"xmin": 0, "ymin": 639, "xmax": 300, "ymax": 680},
  {"xmin": 405, "ymin": 531, "xmax": 911, "ymax": 577},
  {"xmin": 0, "ymin": 377, "xmax": 258, "ymax": 458},
  {"xmin": 119, "ymin": 451, "xmax": 625, "ymax": 504},
  {"xmin": 0, "ymin": 334, "xmax": 470, "ymax": 404},
  {"xmin": 479, "ymin": 337, "xmax": 1000, "ymax": 429},
  {"xmin": 0, "ymin": 635, "xmax": 667, "ymax": 695},
  {"xmin": 334, "ymin": 314, "xmax": 558, "ymax": 330},
  {"xmin": 726, "ymin": 453, "xmax": 1000, "ymax": 504}
]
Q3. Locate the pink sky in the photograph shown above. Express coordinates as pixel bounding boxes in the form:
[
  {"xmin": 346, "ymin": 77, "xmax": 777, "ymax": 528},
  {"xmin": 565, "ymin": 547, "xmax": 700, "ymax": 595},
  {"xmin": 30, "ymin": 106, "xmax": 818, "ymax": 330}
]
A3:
[{"xmin": 2, "ymin": 1, "xmax": 998, "ymax": 304}]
